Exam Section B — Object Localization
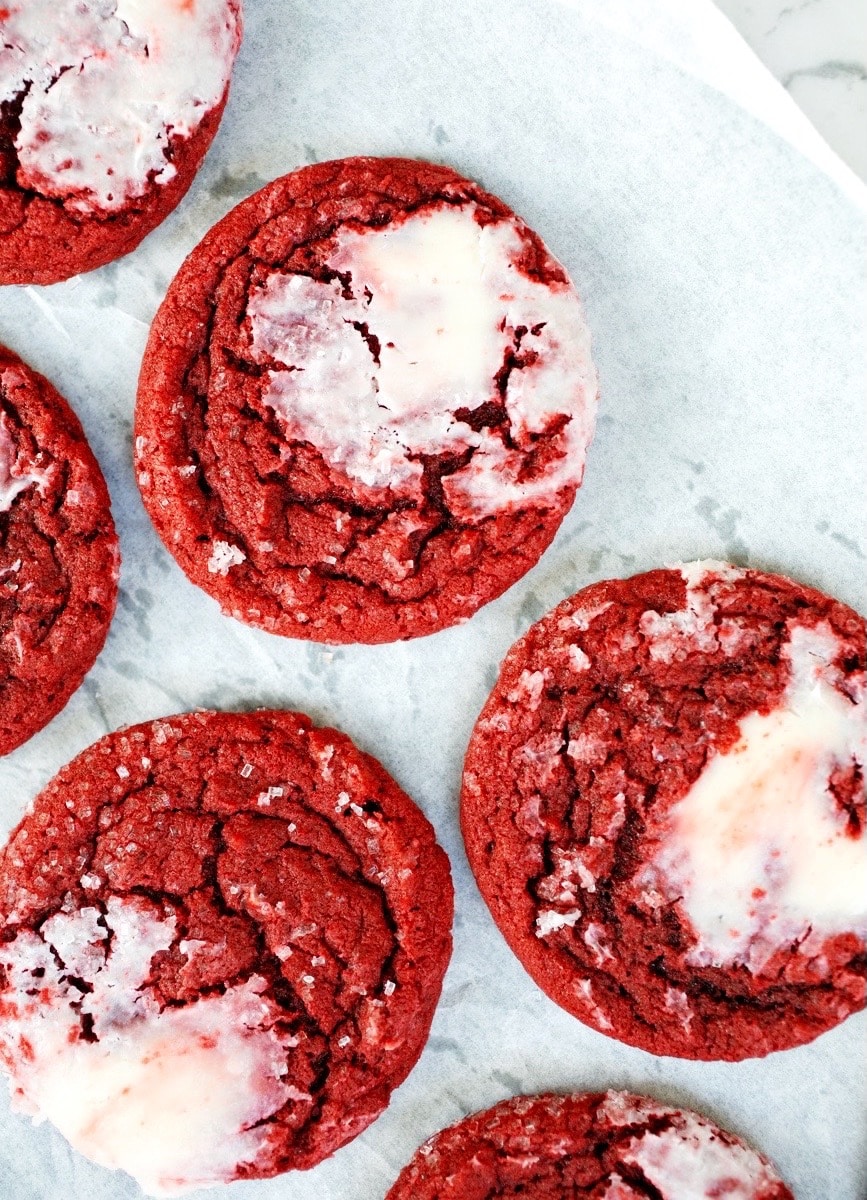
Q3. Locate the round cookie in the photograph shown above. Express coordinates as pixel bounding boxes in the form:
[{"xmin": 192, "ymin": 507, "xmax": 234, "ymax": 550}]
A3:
[
  {"xmin": 0, "ymin": 0, "xmax": 242, "ymax": 285},
  {"xmin": 0, "ymin": 709, "xmax": 453, "ymax": 1195},
  {"xmin": 0, "ymin": 345, "xmax": 118, "ymax": 755},
  {"xmin": 387, "ymin": 1091, "xmax": 793, "ymax": 1199},
  {"xmin": 461, "ymin": 561, "xmax": 867, "ymax": 1060},
  {"xmin": 134, "ymin": 156, "xmax": 598, "ymax": 644}
]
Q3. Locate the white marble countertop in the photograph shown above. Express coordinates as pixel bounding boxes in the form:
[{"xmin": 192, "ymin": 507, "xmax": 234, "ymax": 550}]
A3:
[{"xmin": 715, "ymin": 0, "xmax": 867, "ymax": 180}]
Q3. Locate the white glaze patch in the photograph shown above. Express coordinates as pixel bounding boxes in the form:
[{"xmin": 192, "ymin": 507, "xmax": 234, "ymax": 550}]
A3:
[
  {"xmin": 508, "ymin": 669, "xmax": 549, "ymax": 709},
  {"xmin": 640, "ymin": 560, "xmax": 745, "ymax": 663},
  {"xmin": 623, "ymin": 1115, "xmax": 781, "ymax": 1198},
  {"xmin": 0, "ymin": 405, "xmax": 51, "ymax": 512},
  {"xmin": 599, "ymin": 1177, "xmax": 643, "ymax": 1200},
  {"xmin": 647, "ymin": 620, "xmax": 867, "ymax": 971},
  {"xmin": 559, "ymin": 599, "xmax": 612, "ymax": 632},
  {"xmin": 599, "ymin": 1093, "xmax": 783, "ymax": 1198},
  {"xmin": 0, "ymin": 0, "xmax": 241, "ymax": 212},
  {"xmin": 575, "ymin": 977, "xmax": 612, "ymax": 1029},
  {"xmin": 247, "ymin": 204, "xmax": 597, "ymax": 519},
  {"xmin": 0, "ymin": 897, "xmax": 297, "ymax": 1196},
  {"xmin": 584, "ymin": 922, "xmax": 614, "ymax": 964},
  {"xmin": 568, "ymin": 644, "xmax": 591, "ymax": 671},
  {"xmin": 664, "ymin": 986, "xmax": 693, "ymax": 1034}
]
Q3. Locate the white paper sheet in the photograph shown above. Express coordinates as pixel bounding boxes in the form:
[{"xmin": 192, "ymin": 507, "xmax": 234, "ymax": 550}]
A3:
[{"xmin": 0, "ymin": 1, "xmax": 864, "ymax": 1197}]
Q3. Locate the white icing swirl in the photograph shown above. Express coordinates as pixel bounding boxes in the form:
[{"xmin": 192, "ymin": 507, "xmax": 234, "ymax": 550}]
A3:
[
  {"xmin": 247, "ymin": 203, "xmax": 597, "ymax": 519},
  {"xmin": 0, "ymin": 897, "xmax": 298, "ymax": 1196},
  {"xmin": 0, "ymin": 0, "xmax": 241, "ymax": 212}
]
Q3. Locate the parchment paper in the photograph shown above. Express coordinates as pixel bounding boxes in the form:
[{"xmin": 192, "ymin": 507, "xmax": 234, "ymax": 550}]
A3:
[{"xmin": 0, "ymin": 1, "xmax": 864, "ymax": 1197}]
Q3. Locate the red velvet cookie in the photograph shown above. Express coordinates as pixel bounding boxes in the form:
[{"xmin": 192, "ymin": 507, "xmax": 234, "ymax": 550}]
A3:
[
  {"xmin": 0, "ymin": 345, "xmax": 118, "ymax": 754},
  {"xmin": 134, "ymin": 156, "xmax": 598, "ymax": 644},
  {"xmin": 386, "ymin": 1091, "xmax": 793, "ymax": 1199},
  {"xmin": 461, "ymin": 561, "xmax": 866, "ymax": 1060},
  {"xmin": 0, "ymin": 709, "xmax": 453, "ymax": 1195},
  {"xmin": 0, "ymin": 0, "xmax": 242, "ymax": 285}
]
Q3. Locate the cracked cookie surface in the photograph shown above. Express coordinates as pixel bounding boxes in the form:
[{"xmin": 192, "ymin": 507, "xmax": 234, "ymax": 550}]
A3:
[
  {"xmin": 0, "ymin": 0, "xmax": 242, "ymax": 284},
  {"xmin": 0, "ymin": 708, "xmax": 453, "ymax": 1195},
  {"xmin": 461, "ymin": 561, "xmax": 866, "ymax": 1059},
  {"xmin": 134, "ymin": 156, "xmax": 598, "ymax": 644},
  {"xmin": 0, "ymin": 344, "xmax": 118, "ymax": 755},
  {"xmin": 386, "ymin": 1091, "xmax": 793, "ymax": 1199}
]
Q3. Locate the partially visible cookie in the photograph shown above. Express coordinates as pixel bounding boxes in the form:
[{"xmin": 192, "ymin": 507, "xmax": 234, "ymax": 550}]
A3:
[
  {"xmin": 462, "ymin": 561, "xmax": 867, "ymax": 1059},
  {"xmin": 386, "ymin": 1091, "xmax": 793, "ymax": 1199},
  {"xmin": 0, "ymin": 709, "xmax": 453, "ymax": 1195},
  {"xmin": 135, "ymin": 156, "xmax": 598, "ymax": 643},
  {"xmin": 0, "ymin": 345, "xmax": 118, "ymax": 754},
  {"xmin": 0, "ymin": 0, "xmax": 242, "ymax": 284}
]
